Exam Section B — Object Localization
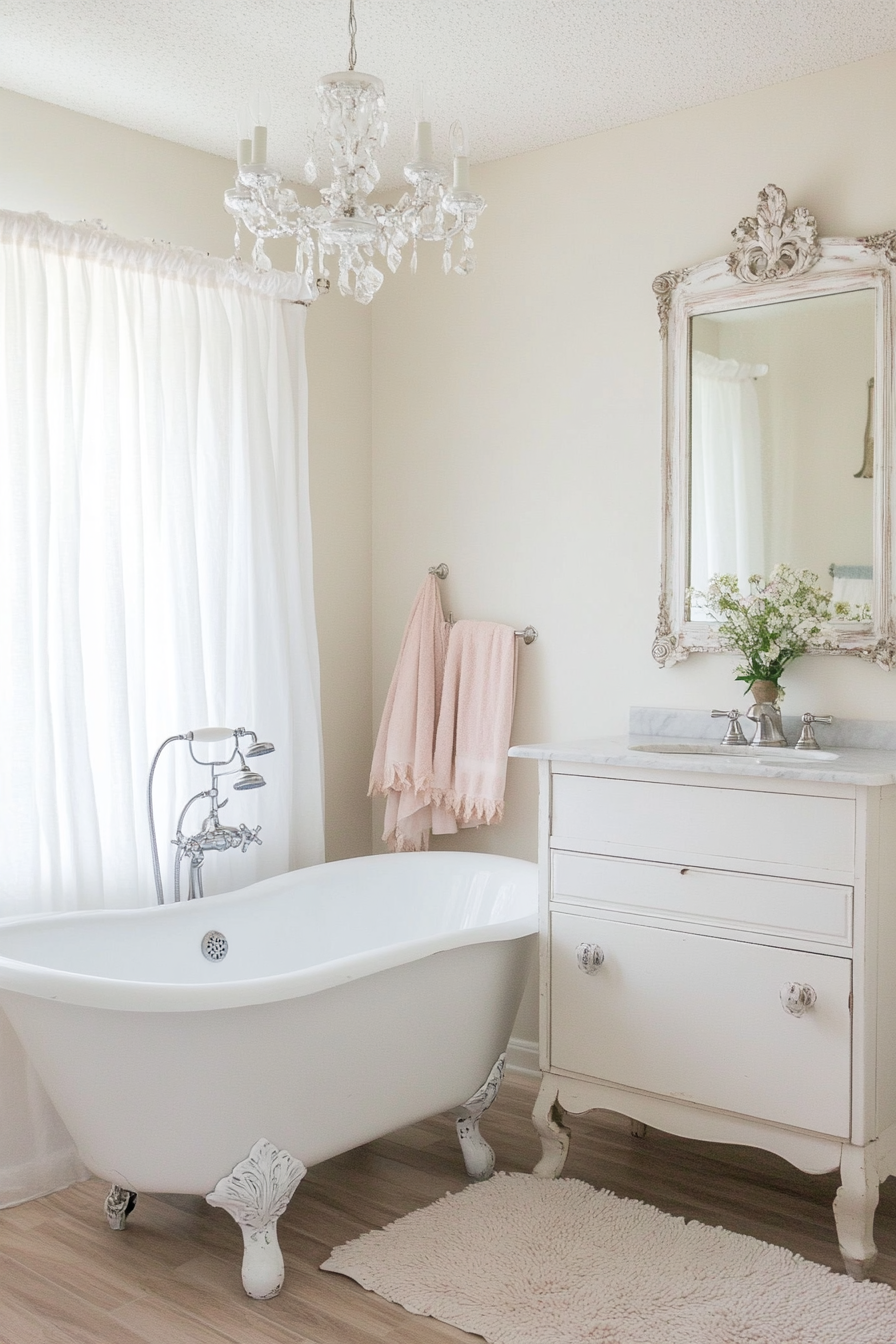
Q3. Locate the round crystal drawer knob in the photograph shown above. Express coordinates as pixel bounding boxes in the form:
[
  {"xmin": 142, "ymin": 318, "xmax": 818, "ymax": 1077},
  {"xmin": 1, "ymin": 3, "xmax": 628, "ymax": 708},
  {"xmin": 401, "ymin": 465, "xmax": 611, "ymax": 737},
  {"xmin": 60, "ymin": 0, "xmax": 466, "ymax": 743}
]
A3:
[
  {"xmin": 780, "ymin": 982, "xmax": 817, "ymax": 1016},
  {"xmin": 576, "ymin": 943, "xmax": 605, "ymax": 974}
]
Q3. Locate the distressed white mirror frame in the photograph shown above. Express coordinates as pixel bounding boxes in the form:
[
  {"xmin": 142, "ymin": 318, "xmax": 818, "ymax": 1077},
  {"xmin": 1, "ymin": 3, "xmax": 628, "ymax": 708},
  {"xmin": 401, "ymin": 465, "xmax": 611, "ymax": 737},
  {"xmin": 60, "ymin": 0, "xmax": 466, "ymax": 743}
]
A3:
[{"xmin": 652, "ymin": 184, "xmax": 896, "ymax": 670}]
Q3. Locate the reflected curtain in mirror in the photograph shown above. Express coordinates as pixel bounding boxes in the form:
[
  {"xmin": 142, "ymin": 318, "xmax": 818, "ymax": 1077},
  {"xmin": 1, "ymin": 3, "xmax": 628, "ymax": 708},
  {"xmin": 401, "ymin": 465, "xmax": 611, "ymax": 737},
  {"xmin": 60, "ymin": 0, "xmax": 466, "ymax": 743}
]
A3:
[{"xmin": 690, "ymin": 350, "xmax": 767, "ymax": 615}]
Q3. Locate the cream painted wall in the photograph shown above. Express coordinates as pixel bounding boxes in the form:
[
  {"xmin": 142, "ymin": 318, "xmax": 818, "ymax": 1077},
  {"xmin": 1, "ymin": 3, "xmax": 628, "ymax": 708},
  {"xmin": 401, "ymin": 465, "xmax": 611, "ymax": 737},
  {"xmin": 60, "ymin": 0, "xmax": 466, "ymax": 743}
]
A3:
[
  {"xmin": 307, "ymin": 294, "xmax": 373, "ymax": 860},
  {"xmin": 0, "ymin": 86, "xmax": 373, "ymax": 861},
  {"xmin": 371, "ymin": 50, "xmax": 896, "ymax": 1040}
]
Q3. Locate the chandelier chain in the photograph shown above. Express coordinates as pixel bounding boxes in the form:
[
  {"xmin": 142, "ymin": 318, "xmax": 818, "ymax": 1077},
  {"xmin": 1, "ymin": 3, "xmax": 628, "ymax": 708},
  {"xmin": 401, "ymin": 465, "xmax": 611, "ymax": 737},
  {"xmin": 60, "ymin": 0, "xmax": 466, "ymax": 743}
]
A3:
[{"xmin": 348, "ymin": 0, "xmax": 357, "ymax": 71}]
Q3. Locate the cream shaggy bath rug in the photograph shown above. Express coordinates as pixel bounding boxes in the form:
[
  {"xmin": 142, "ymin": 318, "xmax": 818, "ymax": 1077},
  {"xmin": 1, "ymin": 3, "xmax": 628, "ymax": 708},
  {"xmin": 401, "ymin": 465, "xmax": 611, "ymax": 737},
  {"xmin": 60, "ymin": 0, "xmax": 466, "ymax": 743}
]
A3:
[{"xmin": 320, "ymin": 1173, "xmax": 896, "ymax": 1344}]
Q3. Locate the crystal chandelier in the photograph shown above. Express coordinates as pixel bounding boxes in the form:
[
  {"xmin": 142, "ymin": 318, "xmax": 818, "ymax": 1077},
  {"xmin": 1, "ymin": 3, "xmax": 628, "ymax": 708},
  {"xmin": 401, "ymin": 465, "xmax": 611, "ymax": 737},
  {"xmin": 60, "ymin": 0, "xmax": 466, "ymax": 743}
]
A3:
[{"xmin": 224, "ymin": 0, "xmax": 486, "ymax": 304}]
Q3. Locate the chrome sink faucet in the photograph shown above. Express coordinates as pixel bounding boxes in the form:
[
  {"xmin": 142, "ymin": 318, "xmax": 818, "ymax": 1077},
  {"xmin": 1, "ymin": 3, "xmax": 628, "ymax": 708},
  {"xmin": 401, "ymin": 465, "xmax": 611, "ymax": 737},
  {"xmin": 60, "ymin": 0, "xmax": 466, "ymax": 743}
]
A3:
[
  {"xmin": 147, "ymin": 726, "xmax": 275, "ymax": 904},
  {"xmin": 746, "ymin": 700, "xmax": 787, "ymax": 747}
]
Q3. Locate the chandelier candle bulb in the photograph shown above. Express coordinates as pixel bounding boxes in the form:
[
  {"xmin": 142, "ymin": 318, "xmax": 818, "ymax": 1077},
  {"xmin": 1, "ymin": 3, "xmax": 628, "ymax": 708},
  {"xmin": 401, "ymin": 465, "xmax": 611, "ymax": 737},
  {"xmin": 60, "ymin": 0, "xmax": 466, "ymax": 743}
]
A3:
[
  {"xmin": 414, "ymin": 81, "xmax": 431, "ymax": 120},
  {"xmin": 453, "ymin": 154, "xmax": 470, "ymax": 193},
  {"xmin": 413, "ymin": 80, "xmax": 434, "ymax": 161},
  {"xmin": 414, "ymin": 120, "xmax": 434, "ymax": 163},
  {"xmin": 251, "ymin": 124, "xmax": 267, "ymax": 165},
  {"xmin": 235, "ymin": 110, "xmax": 253, "ymax": 170},
  {"xmin": 450, "ymin": 121, "xmax": 470, "ymax": 192}
]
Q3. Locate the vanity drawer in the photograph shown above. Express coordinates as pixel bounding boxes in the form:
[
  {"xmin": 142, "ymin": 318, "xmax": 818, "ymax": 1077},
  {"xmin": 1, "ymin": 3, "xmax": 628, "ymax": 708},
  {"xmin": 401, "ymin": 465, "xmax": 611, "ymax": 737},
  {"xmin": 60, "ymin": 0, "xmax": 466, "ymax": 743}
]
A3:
[
  {"xmin": 551, "ymin": 774, "xmax": 855, "ymax": 877},
  {"xmin": 552, "ymin": 851, "xmax": 852, "ymax": 945},
  {"xmin": 550, "ymin": 909, "xmax": 852, "ymax": 1137}
]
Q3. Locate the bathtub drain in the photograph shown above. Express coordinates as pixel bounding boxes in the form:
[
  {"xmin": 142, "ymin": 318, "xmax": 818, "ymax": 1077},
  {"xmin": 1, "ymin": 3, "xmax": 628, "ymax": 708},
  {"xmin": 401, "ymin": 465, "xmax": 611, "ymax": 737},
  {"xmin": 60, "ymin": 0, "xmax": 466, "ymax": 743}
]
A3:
[{"xmin": 201, "ymin": 930, "xmax": 228, "ymax": 961}]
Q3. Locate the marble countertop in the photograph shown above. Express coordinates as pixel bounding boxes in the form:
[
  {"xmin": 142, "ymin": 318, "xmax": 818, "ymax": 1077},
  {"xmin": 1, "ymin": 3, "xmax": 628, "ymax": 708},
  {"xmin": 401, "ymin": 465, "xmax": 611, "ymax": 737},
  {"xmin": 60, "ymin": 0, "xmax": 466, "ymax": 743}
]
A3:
[
  {"xmin": 508, "ymin": 709, "xmax": 896, "ymax": 785},
  {"xmin": 508, "ymin": 737, "xmax": 896, "ymax": 785}
]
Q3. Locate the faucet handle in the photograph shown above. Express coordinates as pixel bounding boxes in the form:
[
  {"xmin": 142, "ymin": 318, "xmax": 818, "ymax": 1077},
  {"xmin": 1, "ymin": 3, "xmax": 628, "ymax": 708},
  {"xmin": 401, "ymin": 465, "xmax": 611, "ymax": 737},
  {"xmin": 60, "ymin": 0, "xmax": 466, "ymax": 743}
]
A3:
[
  {"xmin": 239, "ymin": 823, "xmax": 263, "ymax": 852},
  {"xmin": 711, "ymin": 708, "xmax": 750, "ymax": 746},
  {"xmin": 795, "ymin": 713, "xmax": 833, "ymax": 751}
]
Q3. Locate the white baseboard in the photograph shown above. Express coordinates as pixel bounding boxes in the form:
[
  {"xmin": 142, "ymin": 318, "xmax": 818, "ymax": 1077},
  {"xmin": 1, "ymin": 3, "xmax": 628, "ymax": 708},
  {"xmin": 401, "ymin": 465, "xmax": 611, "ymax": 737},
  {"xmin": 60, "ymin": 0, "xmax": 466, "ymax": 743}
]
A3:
[{"xmin": 506, "ymin": 1037, "xmax": 540, "ymax": 1078}]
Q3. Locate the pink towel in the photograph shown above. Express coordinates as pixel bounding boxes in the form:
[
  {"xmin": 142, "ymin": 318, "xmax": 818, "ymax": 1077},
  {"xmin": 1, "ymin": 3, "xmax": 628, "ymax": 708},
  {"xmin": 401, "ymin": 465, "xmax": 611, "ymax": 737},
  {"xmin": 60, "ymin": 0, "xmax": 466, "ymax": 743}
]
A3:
[
  {"xmin": 431, "ymin": 620, "xmax": 518, "ymax": 833},
  {"xmin": 368, "ymin": 575, "xmax": 450, "ymax": 852}
]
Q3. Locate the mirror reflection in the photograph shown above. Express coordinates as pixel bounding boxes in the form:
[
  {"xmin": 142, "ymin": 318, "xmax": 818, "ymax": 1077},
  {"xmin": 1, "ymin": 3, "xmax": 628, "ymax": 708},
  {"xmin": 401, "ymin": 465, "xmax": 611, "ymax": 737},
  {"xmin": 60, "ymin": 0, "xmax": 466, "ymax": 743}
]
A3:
[{"xmin": 688, "ymin": 289, "xmax": 875, "ymax": 620}]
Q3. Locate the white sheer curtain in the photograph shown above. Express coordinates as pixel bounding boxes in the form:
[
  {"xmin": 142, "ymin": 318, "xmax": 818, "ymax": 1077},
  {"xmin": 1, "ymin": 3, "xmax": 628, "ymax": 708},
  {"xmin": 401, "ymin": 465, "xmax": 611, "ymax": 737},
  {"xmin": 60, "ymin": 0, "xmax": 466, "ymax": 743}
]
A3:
[
  {"xmin": 690, "ymin": 349, "xmax": 767, "ymax": 609},
  {"xmin": 0, "ymin": 211, "xmax": 324, "ymax": 1205}
]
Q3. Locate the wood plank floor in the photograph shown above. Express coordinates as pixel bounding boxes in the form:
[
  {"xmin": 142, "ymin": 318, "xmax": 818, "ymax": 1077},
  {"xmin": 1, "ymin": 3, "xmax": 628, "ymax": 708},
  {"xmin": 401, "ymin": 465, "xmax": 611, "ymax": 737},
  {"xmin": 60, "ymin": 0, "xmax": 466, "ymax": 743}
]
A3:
[{"xmin": 2, "ymin": 1072, "xmax": 896, "ymax": 1342}]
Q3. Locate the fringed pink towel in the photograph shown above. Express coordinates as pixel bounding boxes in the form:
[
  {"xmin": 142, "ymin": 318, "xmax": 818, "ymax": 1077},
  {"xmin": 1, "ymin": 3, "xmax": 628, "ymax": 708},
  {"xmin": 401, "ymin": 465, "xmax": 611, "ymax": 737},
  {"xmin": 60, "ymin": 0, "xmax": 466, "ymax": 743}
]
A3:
[
  {"xmin": 368, "ymin": 575, "xmax": 450, "ymax": 852},
  {"xmin": 431, "ymin": 620, "xmax": 518, "ymax": 833}
]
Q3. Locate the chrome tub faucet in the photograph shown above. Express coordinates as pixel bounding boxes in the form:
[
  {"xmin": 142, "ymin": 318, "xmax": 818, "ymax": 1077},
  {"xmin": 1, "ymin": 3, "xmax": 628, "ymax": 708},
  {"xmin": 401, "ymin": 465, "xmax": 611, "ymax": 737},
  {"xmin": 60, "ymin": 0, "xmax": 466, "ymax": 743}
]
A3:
[{"xmin": 148, "ymin": 727, "xmax": 275, "ymax": 903}]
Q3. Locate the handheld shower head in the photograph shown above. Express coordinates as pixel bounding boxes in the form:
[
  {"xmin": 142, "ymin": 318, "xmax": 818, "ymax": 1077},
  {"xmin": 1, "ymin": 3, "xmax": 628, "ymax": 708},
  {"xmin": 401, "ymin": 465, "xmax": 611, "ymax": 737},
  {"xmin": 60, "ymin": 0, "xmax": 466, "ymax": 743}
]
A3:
[{"xmin": 245, "ymin": 740, "xmax": 275, "ymax": 757}]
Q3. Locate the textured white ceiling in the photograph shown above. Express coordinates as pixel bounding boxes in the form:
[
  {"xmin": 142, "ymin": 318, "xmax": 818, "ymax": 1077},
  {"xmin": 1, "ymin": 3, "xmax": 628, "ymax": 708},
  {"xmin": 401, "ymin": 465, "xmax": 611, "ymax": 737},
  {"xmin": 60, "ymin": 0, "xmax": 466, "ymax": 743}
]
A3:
[{"xmin": 0, "ymin": 1, "xmax": 895, "ymax": 188}]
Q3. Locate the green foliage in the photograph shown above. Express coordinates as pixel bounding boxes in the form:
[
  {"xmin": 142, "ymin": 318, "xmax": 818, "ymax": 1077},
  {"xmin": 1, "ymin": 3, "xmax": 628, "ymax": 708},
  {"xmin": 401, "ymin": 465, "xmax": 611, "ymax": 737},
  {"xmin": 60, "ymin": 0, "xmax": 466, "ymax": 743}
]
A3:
[{"xmin": 689, "ymin": 565, "xmax": 835, "ymax": 691}]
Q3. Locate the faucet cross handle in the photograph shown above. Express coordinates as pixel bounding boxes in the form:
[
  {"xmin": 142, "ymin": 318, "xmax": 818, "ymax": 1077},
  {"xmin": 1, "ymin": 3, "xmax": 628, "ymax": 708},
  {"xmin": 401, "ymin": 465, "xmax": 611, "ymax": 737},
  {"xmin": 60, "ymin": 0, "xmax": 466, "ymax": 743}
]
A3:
[
  {"xmin": 795, "ymin": 713, "xmax": 833, "ymax": 751},
  {"xmin": 239, "ymin": 823, "xmax": 262, "ymax": 853},
  {"xmin": 711, "ymin": 708, "xmax": 750, "ymax": 747}
]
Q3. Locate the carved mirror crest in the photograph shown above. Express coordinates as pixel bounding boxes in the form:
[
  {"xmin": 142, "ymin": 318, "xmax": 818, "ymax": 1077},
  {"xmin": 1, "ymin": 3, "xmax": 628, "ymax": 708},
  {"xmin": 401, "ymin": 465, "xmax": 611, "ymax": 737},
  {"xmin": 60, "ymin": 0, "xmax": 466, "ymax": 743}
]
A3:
[{"xmin": 653, "ymin": 184, "xmax": 896, "ymax": 669}]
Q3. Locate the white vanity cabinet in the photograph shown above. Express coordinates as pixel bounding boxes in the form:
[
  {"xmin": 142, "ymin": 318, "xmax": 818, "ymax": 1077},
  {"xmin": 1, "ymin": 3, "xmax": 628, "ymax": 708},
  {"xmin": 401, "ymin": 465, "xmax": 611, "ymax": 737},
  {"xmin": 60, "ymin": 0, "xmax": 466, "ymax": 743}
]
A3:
[{"xmin": 509, "ymin": 737, "xmax": 896, "ymax": 1280}]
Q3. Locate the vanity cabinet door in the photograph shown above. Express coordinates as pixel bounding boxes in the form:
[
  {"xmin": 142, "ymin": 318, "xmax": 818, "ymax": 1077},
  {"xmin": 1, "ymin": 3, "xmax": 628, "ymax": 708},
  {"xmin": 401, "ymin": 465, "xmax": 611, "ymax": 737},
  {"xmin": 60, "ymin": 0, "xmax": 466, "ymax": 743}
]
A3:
[{"xmin": 550, "ymin": 910, "xmax": 852, "ymax": 1137}]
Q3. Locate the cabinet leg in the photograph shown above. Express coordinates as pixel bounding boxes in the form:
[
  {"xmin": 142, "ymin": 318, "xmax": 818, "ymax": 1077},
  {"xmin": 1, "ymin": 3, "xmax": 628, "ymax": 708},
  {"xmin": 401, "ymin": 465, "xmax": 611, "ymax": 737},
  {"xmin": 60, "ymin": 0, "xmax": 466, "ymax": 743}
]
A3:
[
  {"xmin": 532, "ymin": 1075, "xmax": 570, "ymax": 1178},
  {"xmin": 834, "ymin": 1143, "xmax": 880, "ymax": 1281},
  {"xmin": 630, "ymin": 1120, "xmax": 648, "ymax": 1139}
]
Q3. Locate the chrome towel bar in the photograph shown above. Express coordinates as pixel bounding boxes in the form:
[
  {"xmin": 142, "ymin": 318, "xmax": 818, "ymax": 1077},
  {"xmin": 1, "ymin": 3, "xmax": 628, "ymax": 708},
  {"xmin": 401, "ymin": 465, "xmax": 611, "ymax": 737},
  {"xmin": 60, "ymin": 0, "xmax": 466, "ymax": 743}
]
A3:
[{"xmin": 428, "ymin": 564, "xmax": 538, "ymax": 644}]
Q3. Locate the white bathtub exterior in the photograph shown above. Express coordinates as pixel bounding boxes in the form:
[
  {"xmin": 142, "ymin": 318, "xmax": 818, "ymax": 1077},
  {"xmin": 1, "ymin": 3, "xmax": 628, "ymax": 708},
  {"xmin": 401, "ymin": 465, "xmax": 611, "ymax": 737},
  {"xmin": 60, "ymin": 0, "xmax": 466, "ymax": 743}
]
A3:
[{"xmin": 0, "ymin": 852, "xmax": 537, "ymax": 1196}]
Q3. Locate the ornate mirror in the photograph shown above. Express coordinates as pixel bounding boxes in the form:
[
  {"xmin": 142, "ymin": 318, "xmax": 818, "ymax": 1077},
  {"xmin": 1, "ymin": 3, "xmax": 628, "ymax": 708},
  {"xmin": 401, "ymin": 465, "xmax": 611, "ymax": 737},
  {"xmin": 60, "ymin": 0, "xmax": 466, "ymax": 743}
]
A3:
[{"xmin": 652, "ymin": 184, "xmax": 896, "ymax": 668}]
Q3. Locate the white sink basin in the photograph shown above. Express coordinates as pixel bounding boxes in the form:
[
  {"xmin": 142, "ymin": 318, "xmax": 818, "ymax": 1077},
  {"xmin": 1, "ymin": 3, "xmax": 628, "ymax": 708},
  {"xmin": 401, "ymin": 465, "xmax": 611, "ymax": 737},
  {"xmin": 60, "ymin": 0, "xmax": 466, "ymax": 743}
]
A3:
[{"xmin": 630, "ymin": 742, "xmax": 839, "ymax": 761}]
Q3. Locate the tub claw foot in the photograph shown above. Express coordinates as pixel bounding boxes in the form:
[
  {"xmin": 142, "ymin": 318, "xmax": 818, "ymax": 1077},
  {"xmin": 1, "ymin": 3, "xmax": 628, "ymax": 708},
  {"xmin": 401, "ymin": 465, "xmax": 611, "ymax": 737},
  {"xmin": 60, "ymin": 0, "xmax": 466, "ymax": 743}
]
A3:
[
  {"xmin": 104, "ymin": 1185, "xmax": 137, "ymax": 1230},
  {"xmin": 206, "ymin": 1139, "xmax": 306, "ymax": 1299},
  {"xmin": 455, "ymin": 1053, "xmax": 506, "ymax": 1181}
]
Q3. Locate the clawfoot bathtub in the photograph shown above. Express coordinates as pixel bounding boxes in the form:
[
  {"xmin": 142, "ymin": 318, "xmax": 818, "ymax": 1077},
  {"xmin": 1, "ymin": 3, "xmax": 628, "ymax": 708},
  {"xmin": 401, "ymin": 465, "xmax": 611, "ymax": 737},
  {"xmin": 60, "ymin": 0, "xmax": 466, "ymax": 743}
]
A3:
[{"xmin": 0, "ymin": 851, "xmax": 536, "ymax": 1299}]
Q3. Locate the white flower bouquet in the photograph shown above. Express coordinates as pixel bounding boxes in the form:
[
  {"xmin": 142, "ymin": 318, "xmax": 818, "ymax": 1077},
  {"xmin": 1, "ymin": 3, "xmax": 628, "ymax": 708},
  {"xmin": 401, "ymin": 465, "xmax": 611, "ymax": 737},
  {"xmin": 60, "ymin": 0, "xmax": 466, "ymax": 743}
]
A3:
[{"xmin": 690, "ymin": 564, "xmax": 840, "ymax": 693}]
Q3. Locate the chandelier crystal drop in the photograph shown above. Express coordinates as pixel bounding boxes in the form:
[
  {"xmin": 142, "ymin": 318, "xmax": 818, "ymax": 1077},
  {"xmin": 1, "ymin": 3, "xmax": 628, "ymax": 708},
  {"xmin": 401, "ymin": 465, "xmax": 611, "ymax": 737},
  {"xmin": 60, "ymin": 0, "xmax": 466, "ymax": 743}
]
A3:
[{"xmin": 224, "ymin": 0, "xmax": 486, "ymax": 304}]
